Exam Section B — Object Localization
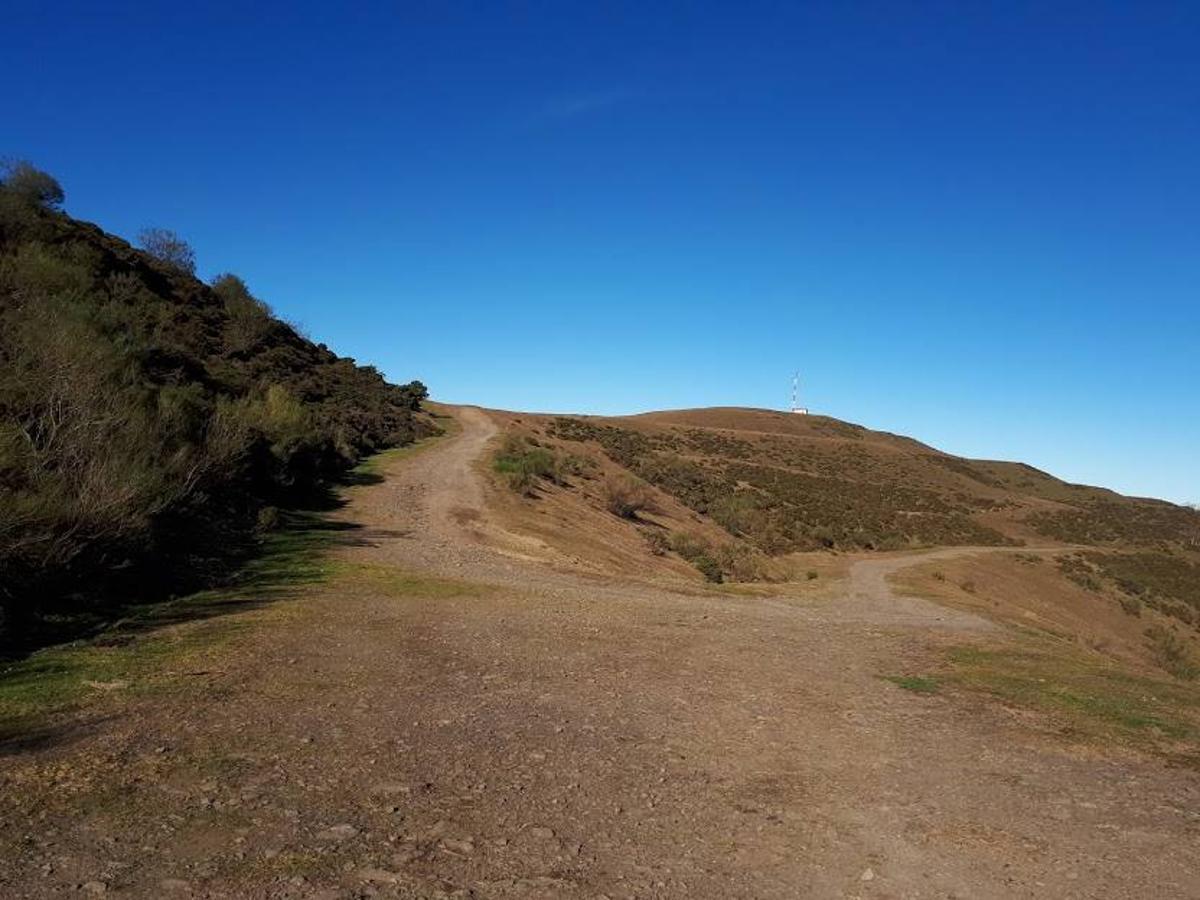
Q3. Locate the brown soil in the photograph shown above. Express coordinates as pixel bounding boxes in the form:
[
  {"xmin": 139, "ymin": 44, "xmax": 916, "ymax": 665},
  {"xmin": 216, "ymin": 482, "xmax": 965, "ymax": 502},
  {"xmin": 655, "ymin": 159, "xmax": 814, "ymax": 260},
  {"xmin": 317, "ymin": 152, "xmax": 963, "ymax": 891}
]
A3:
[{"xmin": 2, "ymin": 406, "xmax": 1198, "ymax": 898}]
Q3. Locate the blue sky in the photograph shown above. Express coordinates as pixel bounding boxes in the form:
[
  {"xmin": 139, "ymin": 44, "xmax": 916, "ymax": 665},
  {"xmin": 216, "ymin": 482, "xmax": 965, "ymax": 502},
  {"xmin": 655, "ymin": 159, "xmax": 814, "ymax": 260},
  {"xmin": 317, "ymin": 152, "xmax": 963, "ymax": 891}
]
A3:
[{"xmin": 4, "ymin": 2, "xmax": 1197, "ymax": 503}]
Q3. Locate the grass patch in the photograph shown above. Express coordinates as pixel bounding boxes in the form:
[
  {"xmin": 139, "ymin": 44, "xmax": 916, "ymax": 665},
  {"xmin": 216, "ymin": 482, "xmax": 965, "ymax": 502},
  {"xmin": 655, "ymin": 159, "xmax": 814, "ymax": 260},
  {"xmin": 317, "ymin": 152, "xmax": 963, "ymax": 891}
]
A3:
[
  {"xmin": 883, "ymin": 675, "xmax": 940, "ymax": 694},
  {"xmin": 0, "ymin": 510, "xmax": 340, "ymax": 742},
  {"xmin": 331, "ymin": 561, "xmax": 490, "ymax": 599},
  {"xmin": 353, "ymin": 416, "xmax": 458, "ymax": 478},
  {"xmin": 491, "ymin": 431, "xmax": 593, "ymax": 496},
  {"xmin": 944, "ymin": 641, "xmax": 1200, "ymax": 744}
]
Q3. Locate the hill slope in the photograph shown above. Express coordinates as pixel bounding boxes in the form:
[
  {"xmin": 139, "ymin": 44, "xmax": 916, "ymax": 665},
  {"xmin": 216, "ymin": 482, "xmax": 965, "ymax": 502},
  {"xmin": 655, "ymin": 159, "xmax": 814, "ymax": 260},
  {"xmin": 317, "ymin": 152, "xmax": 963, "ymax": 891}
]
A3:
[
  {"xmin": 0, "ymin": 172, "xmax": 431, "ymax": 645},
  {"xmin": 483, "ymin": 406, "xmax": 1200, "ymax": 646}
]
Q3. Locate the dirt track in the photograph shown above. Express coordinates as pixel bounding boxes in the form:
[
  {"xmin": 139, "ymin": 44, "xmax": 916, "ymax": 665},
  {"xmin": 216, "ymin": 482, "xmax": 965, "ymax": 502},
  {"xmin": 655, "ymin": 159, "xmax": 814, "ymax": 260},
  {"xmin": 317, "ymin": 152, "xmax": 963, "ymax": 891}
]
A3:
[{"xmin": 2, "ymin": 406, "xmax": 1198, "ymax": 898}]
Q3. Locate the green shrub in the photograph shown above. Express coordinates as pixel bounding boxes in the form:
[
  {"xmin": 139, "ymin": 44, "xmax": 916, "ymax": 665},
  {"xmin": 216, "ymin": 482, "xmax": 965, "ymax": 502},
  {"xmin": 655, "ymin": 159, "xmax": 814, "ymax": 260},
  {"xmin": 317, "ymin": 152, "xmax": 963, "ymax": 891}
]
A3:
[
  {"xmin": 1145, "ymin": 625, "xmax": 1199, "ymax": 680},
  {"xmin": 492, "ymin": 433, "xmax": 569, "ymax": 496},
  {"xmin": 693, "ymin": 554, "xmax": 723, "ymax": 584},
  {"xmin": 806, "ymin": 570, "xmax": 819, "ymax": 581}
]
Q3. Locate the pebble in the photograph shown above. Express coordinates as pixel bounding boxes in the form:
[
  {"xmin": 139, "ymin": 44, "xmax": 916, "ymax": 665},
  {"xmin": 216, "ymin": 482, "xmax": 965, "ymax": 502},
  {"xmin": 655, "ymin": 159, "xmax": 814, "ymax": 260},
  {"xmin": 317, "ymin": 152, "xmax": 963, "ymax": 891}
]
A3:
[{"xmin": 861, "ymin": 867, "xmax": 875, "ymax": 882}]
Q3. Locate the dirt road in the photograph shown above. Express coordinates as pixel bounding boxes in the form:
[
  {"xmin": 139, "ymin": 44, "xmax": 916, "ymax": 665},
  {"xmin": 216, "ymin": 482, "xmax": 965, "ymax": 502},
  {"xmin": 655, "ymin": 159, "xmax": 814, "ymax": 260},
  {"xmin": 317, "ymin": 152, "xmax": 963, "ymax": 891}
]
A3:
[{"xmin": 2, "ymin": 406, "xmax": 1197, "ymax": 898}]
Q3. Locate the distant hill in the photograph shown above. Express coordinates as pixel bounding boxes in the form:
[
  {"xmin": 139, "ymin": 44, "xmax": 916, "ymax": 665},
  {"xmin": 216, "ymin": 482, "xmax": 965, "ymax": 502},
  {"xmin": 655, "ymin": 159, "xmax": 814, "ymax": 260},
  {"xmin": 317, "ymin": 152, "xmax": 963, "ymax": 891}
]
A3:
[
  {"xmin": 0, "ymin": 163, "xmax": 431, "ymax": 646},
  {"xmin": 550, "ymin": 407, "xmax": 1200, "ymax": 553},
  {"xmin": 486, "ymin": 406, "xmax": 1200, "ymax": 634}
]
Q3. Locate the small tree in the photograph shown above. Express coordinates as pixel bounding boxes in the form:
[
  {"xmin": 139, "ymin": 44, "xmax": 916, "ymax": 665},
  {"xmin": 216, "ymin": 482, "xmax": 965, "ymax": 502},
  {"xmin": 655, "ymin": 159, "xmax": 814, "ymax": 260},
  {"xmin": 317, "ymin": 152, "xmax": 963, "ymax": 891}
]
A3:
[
  {"xmin": 138, "ymin": 227, "xmax": 196, "ymax": 274},
  {"xmin": 0, "ymin": 159, "xmax": 65, "ymax": 209},
  {"xmin": 398, "ymin": 380, "xmax": 429, "ymax": 410}
]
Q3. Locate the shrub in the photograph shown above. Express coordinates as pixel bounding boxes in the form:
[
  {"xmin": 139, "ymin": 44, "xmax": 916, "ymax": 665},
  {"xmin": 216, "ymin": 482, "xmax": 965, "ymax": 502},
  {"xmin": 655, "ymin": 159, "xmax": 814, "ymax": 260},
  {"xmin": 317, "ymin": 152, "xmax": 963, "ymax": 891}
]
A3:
[
  {"xmin": 492, "ymin": 433, "xmax": 566, "ymax": 496},
  {"xmin": 806, "ymin": 570, "xmax": 819, "ymax": 581},
  {"xmin": 1145, "ymin": 625, "xmax": 1199, "ymax": 680},
  {"xmin": 693, "ymin": 554, "xmax": 724, "ymax": 584},
  {"xmin": 603, "ymin": 473, "xmax": 657, "ymax": 519},
  {"xmin": 1118, "ymin": 595, "xmax": 1143, "ymax": 617},
  {"xmin": 0, "ymin": 159, "xmax": 64, "ymax": 210},
  {"xmin": 669, "ymin": 532, "xmax": 711, "ymax": 563},
  {"xmin": 643, "ymin": 529, "xmax": 669, "ymax": 556},
  {"xmin": 138, "ymin": 227, "xmax": 196, "ymax": 274},
  {"xmin": 716, "ymin": 542, "xmax": 767, "ymax": 581}
]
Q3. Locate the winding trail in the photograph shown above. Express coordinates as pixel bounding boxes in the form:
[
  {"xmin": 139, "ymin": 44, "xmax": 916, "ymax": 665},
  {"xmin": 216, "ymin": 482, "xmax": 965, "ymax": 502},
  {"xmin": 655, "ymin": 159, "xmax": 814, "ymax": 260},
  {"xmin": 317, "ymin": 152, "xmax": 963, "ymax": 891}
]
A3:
[{"xmin": 2, "ymin": 406, "xmax": 1198, "ymax": 899}]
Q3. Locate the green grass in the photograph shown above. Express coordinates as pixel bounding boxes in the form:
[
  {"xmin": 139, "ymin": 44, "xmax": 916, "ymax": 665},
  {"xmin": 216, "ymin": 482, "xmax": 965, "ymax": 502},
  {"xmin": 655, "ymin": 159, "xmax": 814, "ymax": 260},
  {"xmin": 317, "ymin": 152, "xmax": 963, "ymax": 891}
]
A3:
[
  {"xmin": 883, "ymin": 675, "xmax": 941, "ymax": 694},
  {"xmin": 353, "ymin": 415, "xmax": 458, "ymax": 477},
  {"xmin": 944, "ymin": 641, "xmax": 1198, "ymax": 744},
  {"xmin": 880, "ymin": 629, "xmax": 1200, "ymax": 758},
  {"xmin": 331, "ymin": 561, "xmax": 490, "ymax": 599}
]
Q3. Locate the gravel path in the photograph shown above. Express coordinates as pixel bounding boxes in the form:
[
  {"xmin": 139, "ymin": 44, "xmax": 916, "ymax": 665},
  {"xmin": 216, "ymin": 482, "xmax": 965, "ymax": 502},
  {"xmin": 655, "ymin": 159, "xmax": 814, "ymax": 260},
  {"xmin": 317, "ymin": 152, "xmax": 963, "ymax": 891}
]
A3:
[{"xmin": 2, "ymin": 406, "xmax": 1197, "ymax": 899}]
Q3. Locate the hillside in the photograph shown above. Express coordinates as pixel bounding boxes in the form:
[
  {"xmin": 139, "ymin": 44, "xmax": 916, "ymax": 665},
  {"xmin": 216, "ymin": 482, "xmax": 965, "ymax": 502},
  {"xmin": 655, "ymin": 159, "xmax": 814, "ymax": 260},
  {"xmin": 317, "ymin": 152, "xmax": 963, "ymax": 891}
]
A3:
[
  {"xmin": 491, "ymin": 406, "xmax": 1198, "ymax": 552},
  {"xmin": 482, "ymin": 406, "xmax": 1200, "ymax": 674},
  {"xmin": 0, "ymin": 164, "xmax": 431, "ymax": 648}
]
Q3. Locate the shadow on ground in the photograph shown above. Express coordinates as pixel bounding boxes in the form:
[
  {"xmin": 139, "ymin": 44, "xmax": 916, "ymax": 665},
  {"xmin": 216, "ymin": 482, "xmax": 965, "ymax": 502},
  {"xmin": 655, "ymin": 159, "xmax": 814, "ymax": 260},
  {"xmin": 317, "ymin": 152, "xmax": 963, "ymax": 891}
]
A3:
[{"xmin": 0, "ymin": 465, "xmax": 396, "ymax": 755}]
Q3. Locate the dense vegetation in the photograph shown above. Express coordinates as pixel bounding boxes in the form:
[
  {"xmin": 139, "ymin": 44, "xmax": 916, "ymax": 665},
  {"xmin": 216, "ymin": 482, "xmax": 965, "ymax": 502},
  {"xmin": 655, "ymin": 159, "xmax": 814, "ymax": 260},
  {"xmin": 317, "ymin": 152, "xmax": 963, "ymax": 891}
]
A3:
[{"xmin": 0, "ymin": 161, "xmax": 431, "ymax": 648}]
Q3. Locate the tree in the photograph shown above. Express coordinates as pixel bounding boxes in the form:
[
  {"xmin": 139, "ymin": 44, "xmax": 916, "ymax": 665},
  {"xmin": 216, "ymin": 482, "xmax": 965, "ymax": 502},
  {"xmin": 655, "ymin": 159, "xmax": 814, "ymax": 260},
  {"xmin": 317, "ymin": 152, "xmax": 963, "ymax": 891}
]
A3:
[
  {"xmin": 138, "ymin": 227, "xmax": 196, "ymax": 274},
  {"xmin": 0, "ymin": 159, "xmax": 65, "ymax": 209},
  {"xmin": 398, "ymin": 380, "xmax": 429, "ymax": 410}
]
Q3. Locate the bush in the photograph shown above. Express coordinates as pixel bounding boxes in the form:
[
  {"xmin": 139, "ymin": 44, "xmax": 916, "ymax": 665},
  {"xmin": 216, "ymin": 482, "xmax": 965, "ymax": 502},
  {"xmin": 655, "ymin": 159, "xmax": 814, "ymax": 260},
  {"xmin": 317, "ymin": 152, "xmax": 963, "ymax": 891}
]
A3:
[
  {"xmin": 0, "ymin": 159, "xmax": 64, "ymax": 210},
  {"xmin": 493, "ymin": 433, "xmax": 566, "ymax": 496},
  {"xmin": 1145, "ymin": 625, "xmax": 1199, "ymax": 680},
  {"xmin": 138, "ymin": 227, "xmax": 196, "ymax": 274},
  {"xmin": 1118, "ymin": 595, "xmax": 1143, "ymax": 617},
  {"xmin": 693, "ymin": 554, "xmax": 724, "ymax": 584},
  {"xmin": 712, "ymin": 542, "xmax": 765, "ymax": 582},
  {"xmin": 669, "ymin": 531, "xmax": 711, "ymax": 563},
  {"xmin": 643, "ymin": 529, "xmax": 669, "ymax": 556},
  {"xmin": 806, "ymin": 570, "xmax": 819, "ymax": 581},
  {"xmin": 603, "ymin": 473, "xmax": 657, "ymax": 519}
]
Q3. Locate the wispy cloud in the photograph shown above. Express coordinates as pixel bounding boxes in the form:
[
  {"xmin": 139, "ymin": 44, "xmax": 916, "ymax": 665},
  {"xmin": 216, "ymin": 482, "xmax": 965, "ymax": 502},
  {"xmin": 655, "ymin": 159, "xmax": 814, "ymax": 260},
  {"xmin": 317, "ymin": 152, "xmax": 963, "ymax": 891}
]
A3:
[{"xmin": 539, "ymin": 90, "xmax": 632, "ymax": 120}]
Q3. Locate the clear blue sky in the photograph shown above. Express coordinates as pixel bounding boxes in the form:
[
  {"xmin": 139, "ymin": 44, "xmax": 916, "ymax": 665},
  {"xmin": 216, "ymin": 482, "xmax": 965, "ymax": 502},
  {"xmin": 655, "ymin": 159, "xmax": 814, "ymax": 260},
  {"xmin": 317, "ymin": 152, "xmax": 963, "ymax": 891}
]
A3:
[{"xmin": 4, "ymin": 2, "xmax": 1197, "ymax": 503}]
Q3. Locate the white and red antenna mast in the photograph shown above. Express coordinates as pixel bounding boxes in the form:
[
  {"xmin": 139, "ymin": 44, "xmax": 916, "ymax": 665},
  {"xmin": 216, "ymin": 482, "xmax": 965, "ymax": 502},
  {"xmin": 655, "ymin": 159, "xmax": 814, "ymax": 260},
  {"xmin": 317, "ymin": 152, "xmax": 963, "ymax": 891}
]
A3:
[{"xmin": 790, "ymin": 371, "xmax": 808, "ymax": 415}]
